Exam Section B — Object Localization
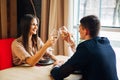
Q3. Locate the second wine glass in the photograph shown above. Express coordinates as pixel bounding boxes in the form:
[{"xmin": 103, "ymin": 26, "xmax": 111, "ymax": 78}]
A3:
[{"xmin": 49, "ymin": 29, "xmax": 60, "ymax": 40}]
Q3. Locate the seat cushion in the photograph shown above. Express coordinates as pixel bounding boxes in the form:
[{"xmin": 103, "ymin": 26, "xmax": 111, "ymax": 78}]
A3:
[{"xmin": 0, "ymin": 38, "xmax": 14, "ymax": 70}]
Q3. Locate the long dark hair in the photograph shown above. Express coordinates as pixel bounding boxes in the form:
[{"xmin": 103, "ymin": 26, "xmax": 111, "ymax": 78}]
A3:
[{"xmin": 20, "ymin": 14, "xmax": 39, "ymax": 52}]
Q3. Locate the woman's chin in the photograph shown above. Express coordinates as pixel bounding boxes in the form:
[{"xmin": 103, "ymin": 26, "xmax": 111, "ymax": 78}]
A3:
[{"xmin": 32, "ymin": 31, "xmax": 37, "ymax": 35}]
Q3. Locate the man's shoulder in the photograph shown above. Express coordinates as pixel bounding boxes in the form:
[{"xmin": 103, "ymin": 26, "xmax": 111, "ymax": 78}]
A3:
[
  {"xmin": 85, "ymin": 37, "xmax": 109, "ymax": 44},
  {"xmin": 77, "ymin": 37, "xmax": 110, "ymax": 48}
]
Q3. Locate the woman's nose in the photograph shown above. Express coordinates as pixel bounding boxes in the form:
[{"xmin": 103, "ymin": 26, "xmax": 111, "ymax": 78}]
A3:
[{"xmin": 35, "ymin": 25, "xmax": 38, "ymax": 29}]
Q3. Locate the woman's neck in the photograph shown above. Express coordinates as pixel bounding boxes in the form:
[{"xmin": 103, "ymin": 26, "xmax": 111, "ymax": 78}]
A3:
[
  {"xmin": 29, "ymin": 33, "xmax": 33, "ymax": 40},
  {"xmin": 28, "ymin": 34, "xmax": 32, "ymax": 46}
]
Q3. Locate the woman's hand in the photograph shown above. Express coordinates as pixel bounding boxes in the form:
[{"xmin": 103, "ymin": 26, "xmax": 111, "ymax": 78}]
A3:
[{"xmin": 45, "ymin": 36, "xmax": 57, "ymax": 47}]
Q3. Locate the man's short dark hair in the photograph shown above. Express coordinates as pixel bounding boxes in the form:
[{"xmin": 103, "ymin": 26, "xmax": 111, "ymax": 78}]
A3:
[{"xmin": 80, "ymin": 15, "xmax": 100, "ymax": 38}]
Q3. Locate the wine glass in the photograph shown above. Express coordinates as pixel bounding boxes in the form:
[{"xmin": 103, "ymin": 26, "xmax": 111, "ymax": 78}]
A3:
[
  {"xmin": 49, "ymin": 29, "xmax": 60, "ymax": 40},
  {"xmin": 59, "ymin": 26, "xmax": 75, "ymax": 46},
  {"xmin": 59, "ymin": 26, "xmax": 69, "ymax": 38}
]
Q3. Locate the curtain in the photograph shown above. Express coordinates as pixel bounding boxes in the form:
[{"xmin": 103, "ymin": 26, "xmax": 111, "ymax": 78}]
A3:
[
  {"xmin": 40, "ymin": 0, "xmax": 50, "ymax": 43},
  {"xmin": 0, "ymin": 0, "xmax": 73, "ymax": 56},
  {"xmin": 40, "ymin": 0, "xmax": 72, "ymax": 56},
  {"xmin": 0, "ymin": 0, "xmax": 17, "ymax": 38}
]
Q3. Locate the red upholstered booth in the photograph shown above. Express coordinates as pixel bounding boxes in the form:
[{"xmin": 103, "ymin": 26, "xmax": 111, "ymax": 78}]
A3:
[{"xmin": 0, "ymin": 38, "xmax": 14, "ymax": 70}]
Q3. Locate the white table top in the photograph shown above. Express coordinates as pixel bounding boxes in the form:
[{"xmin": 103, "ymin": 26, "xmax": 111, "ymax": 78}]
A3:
[{"xmin": 0, "ymin": 56, "xmax": 82, "ymax": 80}]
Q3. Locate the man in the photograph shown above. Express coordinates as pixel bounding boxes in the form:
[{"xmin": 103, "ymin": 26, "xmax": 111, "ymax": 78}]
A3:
[{"xmin": 50, "ymin": 15, "xmax": 118, "ymax": 80}]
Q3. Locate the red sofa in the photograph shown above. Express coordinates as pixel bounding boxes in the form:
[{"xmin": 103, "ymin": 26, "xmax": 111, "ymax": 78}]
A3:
[{"xmin": 0, "ymin": 38, "xmax": 14, "ymax": 70}]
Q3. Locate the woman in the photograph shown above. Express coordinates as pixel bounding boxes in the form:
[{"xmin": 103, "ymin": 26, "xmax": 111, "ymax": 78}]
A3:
[{"xmin": 12, "ymin": 14, "xmax": 58, "ymax": 66}]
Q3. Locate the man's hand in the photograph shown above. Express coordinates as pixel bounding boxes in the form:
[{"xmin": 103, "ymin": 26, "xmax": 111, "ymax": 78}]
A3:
[
  {"xmin": 53, "ymin": 60, "xmax": 65, "ymax": 67},
  {"xmin": 59, "ymin": 26, "xmax": 75, "ymax": 45}
]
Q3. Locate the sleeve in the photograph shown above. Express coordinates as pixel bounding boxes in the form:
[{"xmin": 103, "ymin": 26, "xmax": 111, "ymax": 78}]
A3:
[
  {"xmin": 12, "ymin": 40, "xmax": 31, "ymax": 63},
  {"xmin": 37, "ymin": 37, "xmax": 53, "ymax": 57},
  {"xmin": 50, "ymin": 44, "xmax": 90, "ymax": 80}
]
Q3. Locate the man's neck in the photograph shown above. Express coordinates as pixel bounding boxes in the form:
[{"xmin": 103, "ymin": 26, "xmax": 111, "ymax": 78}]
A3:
[{"xmin": 84, "ymin": 35, "xmax": 91, "ymax": 40}]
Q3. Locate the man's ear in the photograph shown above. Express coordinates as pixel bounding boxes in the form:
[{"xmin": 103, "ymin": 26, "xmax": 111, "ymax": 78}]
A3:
[{"xmin": 85, "ymin": 28, "xmax": 90, "ymax": 35}]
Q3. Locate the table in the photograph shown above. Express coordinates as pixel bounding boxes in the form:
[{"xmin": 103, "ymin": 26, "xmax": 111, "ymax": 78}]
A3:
[{"xmin": 0, "ymin": 56, "xmax": 82, "ymax": 80}]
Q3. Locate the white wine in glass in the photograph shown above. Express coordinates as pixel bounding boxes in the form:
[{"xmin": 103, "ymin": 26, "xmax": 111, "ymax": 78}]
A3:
[
  {"xmin": 59, "ymin": 26, "xmax": 75, "ymax": 46},
  {"xmin": 59, "ymin": 26, "xmax": 69, "ymax": 38},
  {"xmin": 50, "ymin": 29, "xmax": 60, "ymax": 40}
]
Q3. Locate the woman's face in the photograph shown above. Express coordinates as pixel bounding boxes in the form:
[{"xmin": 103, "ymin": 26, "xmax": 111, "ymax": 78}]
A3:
[{"xmin": 29, "ymin": 18, "xmax": 38, "ymax": 35}]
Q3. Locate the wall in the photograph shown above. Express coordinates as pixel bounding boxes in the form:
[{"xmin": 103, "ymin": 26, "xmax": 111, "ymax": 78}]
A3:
[
  {"xmin": 0, "ymin": 0, "xmax": 17, "ymax": 38},
  {"xmin": 17, "ymin": 0, "xmax": 41, "ymax": 37}
]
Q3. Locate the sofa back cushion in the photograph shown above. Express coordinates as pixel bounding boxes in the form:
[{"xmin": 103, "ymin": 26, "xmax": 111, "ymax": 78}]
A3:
[{"xmin": 0, "ymin": 38, "xmax": 14, "ymax": 70}]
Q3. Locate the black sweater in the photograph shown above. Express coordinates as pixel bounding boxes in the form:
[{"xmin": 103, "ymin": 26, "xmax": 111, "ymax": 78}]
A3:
[{"xmin": 51, "ymin": 37, "xmax": 118, "ymax": 80}]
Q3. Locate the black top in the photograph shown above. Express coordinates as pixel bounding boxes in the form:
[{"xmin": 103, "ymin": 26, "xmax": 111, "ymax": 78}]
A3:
[{"xmin": 51, "ymin": 37, "xmax": 118, "ymax": 80}]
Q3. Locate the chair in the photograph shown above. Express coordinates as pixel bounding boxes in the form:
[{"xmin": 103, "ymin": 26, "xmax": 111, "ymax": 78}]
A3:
[{"xmin": 0, "ymin": 38, "xmax": 14, "ymax": 70}]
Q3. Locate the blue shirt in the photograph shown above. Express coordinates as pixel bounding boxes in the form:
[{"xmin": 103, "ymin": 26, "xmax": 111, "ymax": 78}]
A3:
[{"xmin": 51, "ymin": 37, "xmax": 118, "ymax": 80}]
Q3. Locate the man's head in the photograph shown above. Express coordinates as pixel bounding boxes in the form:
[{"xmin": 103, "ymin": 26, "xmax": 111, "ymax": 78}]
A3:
[{"xmin": 79, "ymin": 15, "xmax": 100, "ymax": 40}]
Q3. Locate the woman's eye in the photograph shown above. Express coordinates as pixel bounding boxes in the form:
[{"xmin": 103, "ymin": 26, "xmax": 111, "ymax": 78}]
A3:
[{"xmin": 31, "ymin": 23, "xmax": 38, "ymax": 26}]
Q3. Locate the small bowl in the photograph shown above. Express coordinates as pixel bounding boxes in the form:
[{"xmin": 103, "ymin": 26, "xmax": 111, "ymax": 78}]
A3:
[{"xmin": 39, "ymin": 58, "xmax": 50, "ymax": 63}]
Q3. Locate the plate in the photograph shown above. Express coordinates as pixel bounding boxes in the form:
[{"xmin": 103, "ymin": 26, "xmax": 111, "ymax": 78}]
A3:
[{"xmin": 37, "ymin": 59, "xmax": 54, "ymax": 66}]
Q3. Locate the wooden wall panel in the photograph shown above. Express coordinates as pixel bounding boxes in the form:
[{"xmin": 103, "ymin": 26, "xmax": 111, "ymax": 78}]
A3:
[
  {"xmin": 0, "ymin": 0, "xmax": 7, "ymax": 38},
  {"xmin": 0, "ymin": 0, "xmax": 1, "ymax": 38},
  {"xmin": 0, "ymin": 0, "xmax": 17, "ymax": 38},
  {"xmin": 10, "ymin": 0, "xmax": 17, "ymax": 38}
]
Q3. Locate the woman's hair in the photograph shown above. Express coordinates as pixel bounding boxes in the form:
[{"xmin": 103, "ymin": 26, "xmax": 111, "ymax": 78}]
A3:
[
  {"xmin": 80, "ymin": 15, "xmax": 100, "ymax": 38},
  {"xmin": 20, "ymin": 14, "xmax": 39, "ymax": 52}
]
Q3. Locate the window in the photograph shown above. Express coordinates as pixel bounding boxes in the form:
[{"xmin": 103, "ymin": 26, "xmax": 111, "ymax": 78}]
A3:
[
  {"xmin": 73, "ymin": 0, "xmax": 120, "ymax": 27},
  {"xmin": 73, "ymin": 0, "xmax": 120, "ymax": 48}
]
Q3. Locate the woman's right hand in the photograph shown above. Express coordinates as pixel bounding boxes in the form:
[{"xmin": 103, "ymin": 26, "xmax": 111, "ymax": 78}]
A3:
[{"xmin": 45, "ymin": 36, "xmax": 57, "ymax": 47}]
